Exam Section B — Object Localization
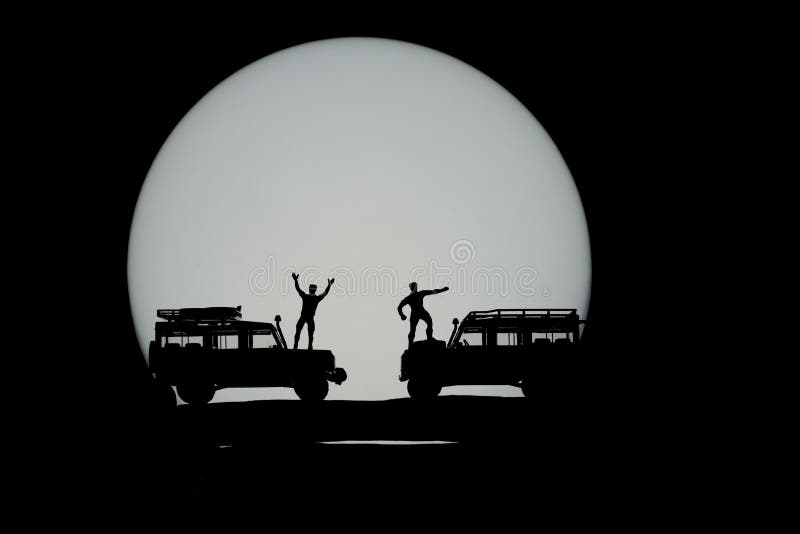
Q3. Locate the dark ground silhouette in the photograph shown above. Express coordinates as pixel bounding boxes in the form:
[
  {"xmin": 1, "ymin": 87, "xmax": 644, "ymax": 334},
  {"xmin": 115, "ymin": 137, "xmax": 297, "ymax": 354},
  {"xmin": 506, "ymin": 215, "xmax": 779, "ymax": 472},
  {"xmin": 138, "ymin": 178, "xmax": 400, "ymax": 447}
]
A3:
[
  {"xmin": 166, "ymin": 396, "xmax": 599, "ymax": 499},
  {"xmin": 110, "ymin": 348, "xmax": 644, "ymax": 505}
]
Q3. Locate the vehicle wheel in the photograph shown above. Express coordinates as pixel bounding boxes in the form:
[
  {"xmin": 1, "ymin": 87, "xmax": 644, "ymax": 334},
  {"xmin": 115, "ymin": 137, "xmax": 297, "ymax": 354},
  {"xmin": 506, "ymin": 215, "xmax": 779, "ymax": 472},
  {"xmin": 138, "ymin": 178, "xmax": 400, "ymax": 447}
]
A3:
[
  {"xmin": 521, "ymin": 378, "xmax": 534, "ymax": 398},
  {"xmin": 294, "ymin": 375, "xmax": 329, "ymax": 401},
  {"xmin": 407, "ymin": 378, "xmax": 441, "ymax": 399},
  {"xmin": 177, "ymin": 384, "xmax": 215, "ymax": 405},
  {"xmin": 154, "ymin": 380, "xmax": 177, "ymax": 408}
]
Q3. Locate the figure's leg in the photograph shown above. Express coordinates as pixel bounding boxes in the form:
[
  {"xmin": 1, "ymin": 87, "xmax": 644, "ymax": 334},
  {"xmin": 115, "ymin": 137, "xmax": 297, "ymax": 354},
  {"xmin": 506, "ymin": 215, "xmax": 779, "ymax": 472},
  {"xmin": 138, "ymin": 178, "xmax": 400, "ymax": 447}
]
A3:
[
  {"xmin": 421, "ymin": 310, "xmax": 434, "ymax": 340},
  {"xmin": 307, "ymin": 318, "xmax": 315, "ymax": 350},
  {"xmin": 294, "ymin": 317, "xmax": 305, "ymax": 350},
  {"xmin": 408, "ymin": 313, "xmax": 420, "ymax": 349}
]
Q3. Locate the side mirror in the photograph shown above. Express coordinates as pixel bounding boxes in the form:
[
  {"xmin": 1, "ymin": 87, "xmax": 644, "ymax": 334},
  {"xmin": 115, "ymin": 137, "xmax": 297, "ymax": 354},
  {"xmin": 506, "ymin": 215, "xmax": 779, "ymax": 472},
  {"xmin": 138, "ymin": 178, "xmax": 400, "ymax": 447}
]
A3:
[{"xmin": 452, "ymin": 318, "xmax": 459, "ymax": 325}]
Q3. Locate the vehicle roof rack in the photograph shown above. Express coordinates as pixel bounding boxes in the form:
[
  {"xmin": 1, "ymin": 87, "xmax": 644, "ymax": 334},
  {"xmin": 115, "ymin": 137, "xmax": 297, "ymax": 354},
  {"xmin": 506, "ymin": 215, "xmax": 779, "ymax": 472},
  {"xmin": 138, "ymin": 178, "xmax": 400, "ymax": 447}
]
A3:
[
  {"xmin": 465, "ymin": 309, "xmax": 580, "ymax": 321},
  {"xmin": 157, "ymin": 305, "xmax": 242, "ymax": 324}
]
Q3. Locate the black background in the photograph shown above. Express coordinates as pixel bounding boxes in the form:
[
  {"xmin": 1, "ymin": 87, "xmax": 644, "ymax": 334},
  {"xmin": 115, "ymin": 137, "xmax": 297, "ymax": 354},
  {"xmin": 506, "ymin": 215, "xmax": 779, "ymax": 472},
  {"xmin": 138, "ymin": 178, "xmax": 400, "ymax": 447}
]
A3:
[{"xmin": 45, "ymin": 21, "xmax": 697, "ymax": 515}]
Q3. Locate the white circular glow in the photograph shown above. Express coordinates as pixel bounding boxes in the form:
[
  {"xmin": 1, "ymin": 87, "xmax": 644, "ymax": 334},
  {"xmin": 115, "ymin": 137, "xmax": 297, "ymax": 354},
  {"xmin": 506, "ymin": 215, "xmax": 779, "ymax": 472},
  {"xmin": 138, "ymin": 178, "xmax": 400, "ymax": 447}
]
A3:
[{"xmin": 128, "ymin": 38, "xmax": 591, "ymax": 401}]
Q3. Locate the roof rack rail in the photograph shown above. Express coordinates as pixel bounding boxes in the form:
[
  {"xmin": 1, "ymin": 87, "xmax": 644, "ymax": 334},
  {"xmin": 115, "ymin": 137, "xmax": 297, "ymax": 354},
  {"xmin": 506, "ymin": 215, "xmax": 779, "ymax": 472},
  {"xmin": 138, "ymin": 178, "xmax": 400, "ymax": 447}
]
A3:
[
  {"xmin": 466, "ymin": 309, "xmax": 578, "ymax": 319},
  {"xmin": 157, "ymin": 305, "xmax": 242, "ymax": 323}
]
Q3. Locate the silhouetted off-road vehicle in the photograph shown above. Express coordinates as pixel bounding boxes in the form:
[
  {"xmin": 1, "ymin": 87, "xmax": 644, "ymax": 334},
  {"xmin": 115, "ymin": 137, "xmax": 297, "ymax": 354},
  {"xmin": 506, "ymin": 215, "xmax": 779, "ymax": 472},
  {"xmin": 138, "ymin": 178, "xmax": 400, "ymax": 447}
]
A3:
[
  {"xmin": 149, "ymin": 306, "xmax": 347, "ymax": 404},
  {"xmin": 399, "ymin": 309, "xmax": 584, "ymax": 399}
]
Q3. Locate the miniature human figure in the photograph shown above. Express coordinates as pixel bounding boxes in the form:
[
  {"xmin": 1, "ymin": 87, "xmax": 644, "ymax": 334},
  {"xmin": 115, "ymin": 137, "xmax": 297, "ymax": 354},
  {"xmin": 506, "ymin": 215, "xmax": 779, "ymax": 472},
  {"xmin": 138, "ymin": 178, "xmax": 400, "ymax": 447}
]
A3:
[
  {"xmin": 397, "ymin": 282, "xmax": 449, "ymax": 349},
  {"xmin": 292, "ymin": 272, "xmax": 334, "ymax": 350}
]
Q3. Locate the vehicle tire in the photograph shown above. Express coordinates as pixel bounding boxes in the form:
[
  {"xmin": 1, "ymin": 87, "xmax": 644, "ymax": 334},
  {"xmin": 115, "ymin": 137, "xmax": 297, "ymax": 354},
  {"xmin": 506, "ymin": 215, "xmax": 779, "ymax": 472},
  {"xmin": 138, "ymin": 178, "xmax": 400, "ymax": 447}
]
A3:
[
  {"xmin": 154, "ymin": 380, "xmax": 177, "ymax": 408},
  {"xmin": 407, "ymin": 378, "xmax": 442, "ymax": 399},
  {"xmin": 148, "ymin": 341, "xmax": 159, "ymax": 373},
  {"xmin": 294, "ymin": 375, "xmax": 329, "ymax": 401},
  {"xmin": 521, "ymin": 378, "xmax": 534, "ymax": 398},
  {"xmin": 177, "ymin": 383, "xmax": 215, "ymax": 405}
]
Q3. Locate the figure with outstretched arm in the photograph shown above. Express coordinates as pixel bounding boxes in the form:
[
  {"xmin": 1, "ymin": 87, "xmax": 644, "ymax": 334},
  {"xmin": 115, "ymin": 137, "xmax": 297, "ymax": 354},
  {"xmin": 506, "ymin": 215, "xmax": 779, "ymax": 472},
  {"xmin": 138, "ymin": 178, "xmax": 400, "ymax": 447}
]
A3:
[
  {"xmin": 292, "ymin": 272, "xmax": 334, "ymax": 350},
  {"xmin": 397, "ymin": 282, "xmax": 449, "ymax": 349}
]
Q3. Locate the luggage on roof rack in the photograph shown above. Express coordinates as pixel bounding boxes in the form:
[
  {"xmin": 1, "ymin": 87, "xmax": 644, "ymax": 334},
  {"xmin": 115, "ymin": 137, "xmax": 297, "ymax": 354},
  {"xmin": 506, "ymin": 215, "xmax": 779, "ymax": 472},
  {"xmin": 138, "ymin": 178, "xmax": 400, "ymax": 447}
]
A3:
[{"xmin": 156, "ymin": 305, "xmax": 242, "ymax": 323}]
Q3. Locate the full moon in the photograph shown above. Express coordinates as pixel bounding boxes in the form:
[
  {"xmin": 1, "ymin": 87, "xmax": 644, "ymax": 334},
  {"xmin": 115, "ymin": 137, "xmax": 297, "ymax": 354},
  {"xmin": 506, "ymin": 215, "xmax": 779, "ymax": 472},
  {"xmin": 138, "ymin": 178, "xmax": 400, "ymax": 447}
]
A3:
[{"xmin": 128, "ymin": 38, "xmax": 591, "ymax": 402}]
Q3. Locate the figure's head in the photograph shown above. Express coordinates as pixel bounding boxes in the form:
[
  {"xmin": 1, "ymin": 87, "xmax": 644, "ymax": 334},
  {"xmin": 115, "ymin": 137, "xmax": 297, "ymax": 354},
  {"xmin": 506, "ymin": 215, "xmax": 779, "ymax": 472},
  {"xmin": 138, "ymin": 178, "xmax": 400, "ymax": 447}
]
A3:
[
  {"xmin": 409, "ymin": 282, "xmax": 418, "ymax": 293},
  {"xmin": 309, "ymin": 284, "xmax": 318, "ymax": 295}
]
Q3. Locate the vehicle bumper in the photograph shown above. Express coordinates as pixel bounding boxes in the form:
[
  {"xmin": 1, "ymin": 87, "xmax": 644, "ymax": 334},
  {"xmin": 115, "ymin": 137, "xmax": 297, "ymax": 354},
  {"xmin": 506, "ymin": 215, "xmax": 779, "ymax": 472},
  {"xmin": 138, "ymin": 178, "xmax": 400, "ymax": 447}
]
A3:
[{"xmin": 327, "ymin": 367, "xmax": 347, "ymax": 385}]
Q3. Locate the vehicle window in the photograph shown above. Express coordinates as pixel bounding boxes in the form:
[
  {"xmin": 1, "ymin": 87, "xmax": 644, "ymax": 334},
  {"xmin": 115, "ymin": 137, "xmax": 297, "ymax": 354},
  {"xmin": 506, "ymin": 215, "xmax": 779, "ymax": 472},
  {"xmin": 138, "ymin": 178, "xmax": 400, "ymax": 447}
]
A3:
[
  {"xmin": 214, "ymin": 334, "xmax": 238, "ymax": 349},
  {"xmin": 497, "ymin": 329, "xmax": 518, "ymax": 346},
  {"xmin": 460, "ymin": 329, "xmax": 485, "ymax": 346},
  {"xmin": 251, "ymin": 332, "xmax": 277, "ymax": 349},
  {"xmin": 162, "ymin": 335, "xmax": 201, "ymax": 347}
]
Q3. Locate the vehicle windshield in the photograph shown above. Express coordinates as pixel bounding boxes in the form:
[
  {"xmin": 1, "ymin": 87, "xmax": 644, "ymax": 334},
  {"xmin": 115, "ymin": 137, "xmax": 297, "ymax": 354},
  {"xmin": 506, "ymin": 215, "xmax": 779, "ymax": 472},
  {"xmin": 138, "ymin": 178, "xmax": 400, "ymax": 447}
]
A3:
[{"xmin": 250, "ymin": 330, "xmax": 278, "ymax": 349}]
